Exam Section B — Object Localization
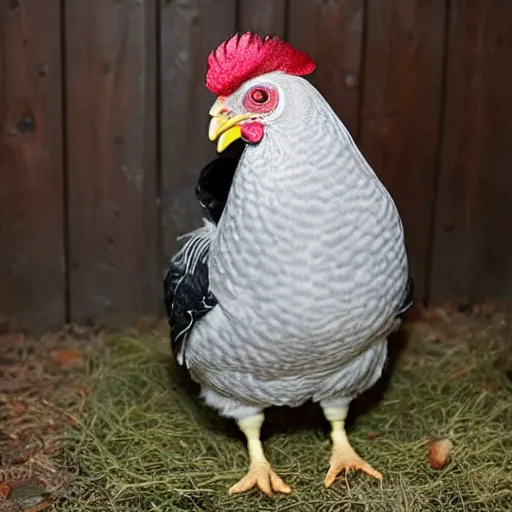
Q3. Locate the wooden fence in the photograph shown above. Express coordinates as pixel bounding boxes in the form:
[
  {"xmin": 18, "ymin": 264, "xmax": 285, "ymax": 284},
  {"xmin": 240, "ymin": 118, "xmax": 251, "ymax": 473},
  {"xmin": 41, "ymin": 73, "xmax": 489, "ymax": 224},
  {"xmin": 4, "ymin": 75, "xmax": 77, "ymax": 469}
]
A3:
[{"xmin": 1, "ymin": 0, "xmax": 511, "ymax": 332}]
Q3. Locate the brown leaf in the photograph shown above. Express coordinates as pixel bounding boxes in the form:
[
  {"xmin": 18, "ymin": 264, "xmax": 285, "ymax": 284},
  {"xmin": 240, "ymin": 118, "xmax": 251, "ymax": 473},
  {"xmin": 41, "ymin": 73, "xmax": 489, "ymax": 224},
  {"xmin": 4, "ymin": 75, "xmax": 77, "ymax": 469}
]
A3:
[
  {"xmin": 0, "ymin": 481, "xmax": 11, "ymax": 498},
  {"xmin": 428, "ymin": 438, "xmax": 453, "ymax": 470},
  {"xmin": 51, "ymin": 349, "xmax": 83, "ymax": 367},
  {"xmin": 366, "ymin": 431, "xmax": 380, "ymax": 439}
]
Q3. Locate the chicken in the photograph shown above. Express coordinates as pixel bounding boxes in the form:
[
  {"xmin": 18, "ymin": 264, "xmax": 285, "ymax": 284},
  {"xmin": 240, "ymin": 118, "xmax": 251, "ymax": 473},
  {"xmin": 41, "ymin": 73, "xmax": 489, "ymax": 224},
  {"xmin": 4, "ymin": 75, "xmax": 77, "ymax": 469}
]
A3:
[{"xmin": 164, "ymin": 32, "xmax": 413, "ymax": 497}]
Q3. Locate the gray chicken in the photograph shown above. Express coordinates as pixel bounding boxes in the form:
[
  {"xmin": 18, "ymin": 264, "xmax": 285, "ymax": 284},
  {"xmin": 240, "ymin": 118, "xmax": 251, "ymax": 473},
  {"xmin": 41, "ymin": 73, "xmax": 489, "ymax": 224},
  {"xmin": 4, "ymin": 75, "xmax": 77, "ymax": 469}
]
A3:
[{"xmin": 164, "ymin": 32, "xmax": 412, "ymax": 496}]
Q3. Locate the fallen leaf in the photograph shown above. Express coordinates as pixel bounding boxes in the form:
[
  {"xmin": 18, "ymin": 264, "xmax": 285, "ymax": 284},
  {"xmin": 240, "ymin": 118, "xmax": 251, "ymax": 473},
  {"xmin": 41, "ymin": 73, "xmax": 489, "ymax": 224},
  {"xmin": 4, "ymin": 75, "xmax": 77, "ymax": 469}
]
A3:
[
  {"xmin": 366, "ymin": 431, "xmax": 380, "ymax": 439},
  {"xmin": 0, "ymin": 482, "xmax": 11, "ymax": 498},
  {"xmin": 51, "ymin": 349, "xmax": 83, "ymax": 367},
  {"xmin": 428, "ymin": 438, "xmax": 453, "ymax": 470}
]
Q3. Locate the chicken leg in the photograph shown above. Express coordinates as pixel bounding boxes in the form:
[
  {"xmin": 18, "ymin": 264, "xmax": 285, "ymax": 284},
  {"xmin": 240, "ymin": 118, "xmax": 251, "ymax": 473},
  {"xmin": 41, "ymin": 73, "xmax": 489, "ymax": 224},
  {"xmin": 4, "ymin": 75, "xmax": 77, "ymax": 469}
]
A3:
[
  {"xmin": 322, "ymin": 406, "xmax": 382, "ymax": 487},
  {"xmin": 229, "ymin": 413, "xmax": 292, "ymax": 497}
]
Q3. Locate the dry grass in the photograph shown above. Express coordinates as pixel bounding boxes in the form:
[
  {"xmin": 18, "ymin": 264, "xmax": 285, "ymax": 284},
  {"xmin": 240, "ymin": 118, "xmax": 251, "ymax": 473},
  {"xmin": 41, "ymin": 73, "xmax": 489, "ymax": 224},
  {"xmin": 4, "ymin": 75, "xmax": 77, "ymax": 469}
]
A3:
[
  {"xmin": 0, "ymin": 325, "xmax": 102, "ymax": 511},
  {"xmin": 53, "ymin": 312, "xmax": 512, "ymax": 512}
]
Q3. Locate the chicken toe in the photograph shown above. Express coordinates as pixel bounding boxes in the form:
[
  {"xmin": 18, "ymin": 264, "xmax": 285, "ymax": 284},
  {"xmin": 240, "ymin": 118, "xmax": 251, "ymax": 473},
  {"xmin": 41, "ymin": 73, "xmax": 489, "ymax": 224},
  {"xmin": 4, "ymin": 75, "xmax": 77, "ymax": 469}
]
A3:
[
  {"xmin": 324, "ymin": 443, "xmax": 382, "ymax": 487},
  {"xmin": 229, "ymin": 461, "xmax": 291, "ymax": 496}
]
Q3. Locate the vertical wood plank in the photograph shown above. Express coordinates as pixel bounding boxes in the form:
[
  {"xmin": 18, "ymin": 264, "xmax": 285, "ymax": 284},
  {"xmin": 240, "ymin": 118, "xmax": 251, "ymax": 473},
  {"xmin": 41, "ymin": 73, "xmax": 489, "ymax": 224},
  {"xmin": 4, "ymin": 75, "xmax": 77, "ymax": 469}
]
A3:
[
  {"xmin": 429, "ymin": 0, "xmax": 512, "ymax": 304},
  {"xmin": 0, "ymin": 0, "xmax": 65, "ymax": 332},
  {"xmin": 360, "ymin": 0, "xmax": 447, "ymax": 303},
  {"xmin": 160, "ymin": 0, "xmax": 237, "ymax": 267},
  {"xmin": 65, "ymin": 0, "xmax": 158, "ymax": 326},
  {"xmin": 287, "ymin": 0, "xmax": 365, "ymax": 138},
  {"xmin": 238, "ymin": 0, "xmax": 286, "ymax": 38}
]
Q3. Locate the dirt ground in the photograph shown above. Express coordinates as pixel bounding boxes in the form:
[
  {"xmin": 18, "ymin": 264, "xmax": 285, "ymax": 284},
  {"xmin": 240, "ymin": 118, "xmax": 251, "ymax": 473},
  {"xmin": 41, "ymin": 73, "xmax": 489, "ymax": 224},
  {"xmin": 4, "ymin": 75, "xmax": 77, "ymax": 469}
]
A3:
[
  {"xmin": 0, "ymin": 305, "xmax": 511, "ymax": 511},
  {"xmin": 0, "ymin": 325, "xmax": 102, "ymax": 512}
]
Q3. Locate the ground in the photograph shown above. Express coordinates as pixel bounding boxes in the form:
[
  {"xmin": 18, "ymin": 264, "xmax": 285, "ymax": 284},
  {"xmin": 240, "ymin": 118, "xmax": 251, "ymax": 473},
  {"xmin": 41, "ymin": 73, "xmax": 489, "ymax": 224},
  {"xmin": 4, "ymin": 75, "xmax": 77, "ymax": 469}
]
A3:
[{"xmin": 0, "ymin": 306, "xmax": 511, "ymax": 512}]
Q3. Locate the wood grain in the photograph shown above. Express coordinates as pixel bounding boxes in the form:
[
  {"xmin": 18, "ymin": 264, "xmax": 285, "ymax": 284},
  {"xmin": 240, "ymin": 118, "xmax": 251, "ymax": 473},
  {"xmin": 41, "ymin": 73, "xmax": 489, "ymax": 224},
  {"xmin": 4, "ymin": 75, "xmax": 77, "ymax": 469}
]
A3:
[
  {"xmin": 360, "ymin": 0, "xmax": 447, "ymax": 303},
  {"xmin": 287, "ymin": 0, "xmax": 365, "ymax": 138},
  {"xmin": 429, "ymin": 0, "xmax": 512, "ymax": 304},
  {"xmin": 65, "ymin": 0, "xmax": 158, "ymax": 326},
  {"xmin": 0, "ymin": 0, "xmax": 65, "ymax": 332},
  {"xmin": 159, "ymin": 0, "xmax": 237, "ymax": 269},
  {"xmin": 238, "ymin": 0, "xmax": 286, "ymax": 38}
]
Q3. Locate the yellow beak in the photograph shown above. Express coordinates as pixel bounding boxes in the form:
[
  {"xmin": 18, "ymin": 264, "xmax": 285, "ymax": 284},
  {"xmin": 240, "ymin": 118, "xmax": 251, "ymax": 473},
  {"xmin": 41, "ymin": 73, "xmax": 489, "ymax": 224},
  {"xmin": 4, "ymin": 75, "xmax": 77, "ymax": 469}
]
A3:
[{"xmin": 208, "ymin": 101, "xmax": 251, "ymax": 153}]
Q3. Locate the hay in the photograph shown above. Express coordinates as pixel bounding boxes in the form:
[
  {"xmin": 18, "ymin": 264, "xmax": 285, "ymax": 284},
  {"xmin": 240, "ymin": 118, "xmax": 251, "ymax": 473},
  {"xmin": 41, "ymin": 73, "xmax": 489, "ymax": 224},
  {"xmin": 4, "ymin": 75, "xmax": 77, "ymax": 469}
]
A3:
[
  {"xmin": 54, "ymin": 316, "xmax": 512, "ymax": 512},
  {"xmin": 0, "ymin": 326, "xmax": 102, "ymax": 511}
]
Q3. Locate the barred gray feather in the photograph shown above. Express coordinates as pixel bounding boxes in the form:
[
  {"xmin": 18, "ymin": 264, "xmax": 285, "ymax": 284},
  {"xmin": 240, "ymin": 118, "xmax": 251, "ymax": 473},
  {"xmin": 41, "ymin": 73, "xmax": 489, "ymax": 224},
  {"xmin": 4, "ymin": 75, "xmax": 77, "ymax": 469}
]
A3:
[{"xmin": 181, "ymin": 72, "xmax": 410, "ymax": 420}]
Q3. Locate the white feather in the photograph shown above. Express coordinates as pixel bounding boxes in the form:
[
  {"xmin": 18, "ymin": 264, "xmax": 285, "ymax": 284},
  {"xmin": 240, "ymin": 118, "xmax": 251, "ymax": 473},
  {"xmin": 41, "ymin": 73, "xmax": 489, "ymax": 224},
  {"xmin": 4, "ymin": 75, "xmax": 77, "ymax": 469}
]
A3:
[{"xmin": 171, "ymin": 218, "xmax": 216, "ymax": 275}]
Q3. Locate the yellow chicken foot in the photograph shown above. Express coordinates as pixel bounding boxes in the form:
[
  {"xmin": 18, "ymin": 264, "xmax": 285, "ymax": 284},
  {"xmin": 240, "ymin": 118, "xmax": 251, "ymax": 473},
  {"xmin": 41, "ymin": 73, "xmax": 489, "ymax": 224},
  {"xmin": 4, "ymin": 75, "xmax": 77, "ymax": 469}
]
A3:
[
  {"xmin": 229, "ymin": 413, "xmax": 292, "ymax": 497},
  {"xmin": 323, "ymin": 407, "xmax": 382, "ymax": 487}
]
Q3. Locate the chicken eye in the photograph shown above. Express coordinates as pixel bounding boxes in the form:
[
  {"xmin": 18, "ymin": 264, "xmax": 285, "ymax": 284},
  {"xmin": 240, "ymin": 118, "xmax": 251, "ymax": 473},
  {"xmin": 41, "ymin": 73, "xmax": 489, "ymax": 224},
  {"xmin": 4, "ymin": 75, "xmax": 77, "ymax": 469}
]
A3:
[
  {"xmin": 250, "ymin": 88, "xmax": 269, "ymax": 104},
  {"xmin": 242, "ymin": 86, "xmax": 278, "ymax": 113}
]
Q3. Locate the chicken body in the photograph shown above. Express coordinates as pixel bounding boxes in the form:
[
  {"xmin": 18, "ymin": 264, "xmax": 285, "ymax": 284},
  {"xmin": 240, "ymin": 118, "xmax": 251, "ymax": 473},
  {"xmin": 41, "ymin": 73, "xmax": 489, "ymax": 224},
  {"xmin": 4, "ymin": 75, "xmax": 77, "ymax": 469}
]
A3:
[{"xmin": 184, "ymin": 72, "xmax": 408, "ymax": 416}]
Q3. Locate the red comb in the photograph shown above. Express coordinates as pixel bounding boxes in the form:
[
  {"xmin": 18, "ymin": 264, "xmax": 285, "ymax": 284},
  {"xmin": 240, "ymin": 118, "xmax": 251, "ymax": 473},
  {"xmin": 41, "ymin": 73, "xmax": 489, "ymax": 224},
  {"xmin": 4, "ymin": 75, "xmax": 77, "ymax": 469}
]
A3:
[{"xmin": 206, "ymin": 32, "xmax": 316, "ymax": 96}]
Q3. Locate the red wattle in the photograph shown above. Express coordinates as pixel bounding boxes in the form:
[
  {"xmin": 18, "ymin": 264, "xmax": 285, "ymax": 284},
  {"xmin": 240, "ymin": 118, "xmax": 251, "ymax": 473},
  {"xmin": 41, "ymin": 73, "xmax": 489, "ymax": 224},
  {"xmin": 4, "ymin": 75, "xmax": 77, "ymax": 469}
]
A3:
[{"xmin": 241, "ymin": 122, "xmax": 264, "ymax": 144}]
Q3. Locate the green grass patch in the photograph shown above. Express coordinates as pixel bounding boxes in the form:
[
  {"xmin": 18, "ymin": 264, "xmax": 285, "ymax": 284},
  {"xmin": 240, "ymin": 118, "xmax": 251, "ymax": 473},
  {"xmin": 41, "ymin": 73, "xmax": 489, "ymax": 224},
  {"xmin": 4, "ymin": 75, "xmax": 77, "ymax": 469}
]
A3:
[{"xmin": 55, "ymin": 324, "xmax": 512, "ymax": 512}]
